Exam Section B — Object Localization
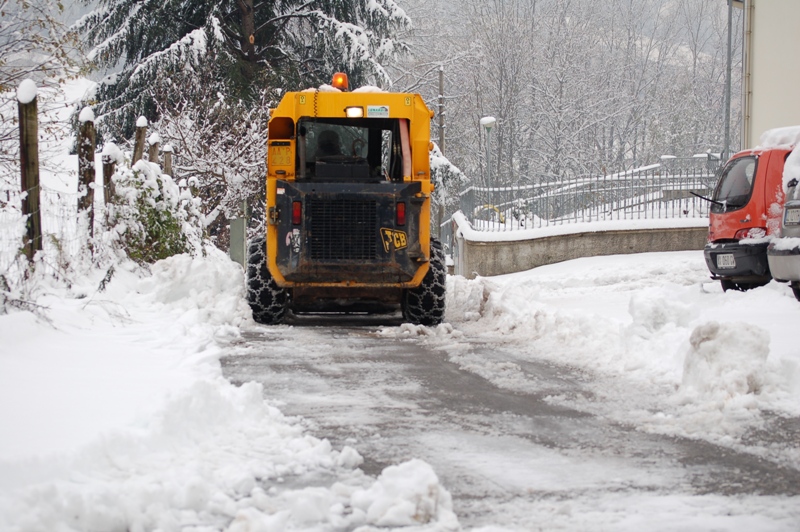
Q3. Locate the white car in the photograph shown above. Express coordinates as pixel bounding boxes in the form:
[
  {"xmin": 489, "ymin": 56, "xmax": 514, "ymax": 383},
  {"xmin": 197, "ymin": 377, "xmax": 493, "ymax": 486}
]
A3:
[{"xmin": 767, "ymin": 178, "xmax": 800, "ymax": 299}]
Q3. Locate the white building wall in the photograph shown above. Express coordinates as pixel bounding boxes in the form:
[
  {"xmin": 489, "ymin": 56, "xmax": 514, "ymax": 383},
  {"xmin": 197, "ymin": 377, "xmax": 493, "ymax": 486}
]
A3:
[{"xmin": 746, "ymin": 0, "xmax": 800, "ymax": 147}]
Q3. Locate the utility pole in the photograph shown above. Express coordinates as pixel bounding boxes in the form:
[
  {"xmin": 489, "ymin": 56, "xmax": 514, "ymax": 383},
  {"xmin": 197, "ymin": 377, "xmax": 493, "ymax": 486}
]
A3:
[
  {"xmin": 438, "ymin": 66, "xmax": 445, "ymax": 154},
  {"xmin": 723, "ymin": 0, "xmax": 734, "ymax": 162},
  {"xmin": 436, "ymin": 66, "xmax": 446, "ymax": 238}
]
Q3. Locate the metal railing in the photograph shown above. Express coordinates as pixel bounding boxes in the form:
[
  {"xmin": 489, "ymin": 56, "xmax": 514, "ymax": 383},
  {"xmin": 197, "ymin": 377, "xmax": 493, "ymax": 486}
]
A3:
[{"xmin": 458, "ymin": 163, "xmax": 719, "ymax": 232}]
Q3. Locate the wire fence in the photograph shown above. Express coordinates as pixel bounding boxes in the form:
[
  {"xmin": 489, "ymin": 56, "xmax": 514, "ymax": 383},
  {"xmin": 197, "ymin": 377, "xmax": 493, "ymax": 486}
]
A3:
[
  {"xmin": 1, "ymin": 186, "xmax": 85, "ymax": 275},
  {"xmin": 457, "ymin": 162, "xmax": 719, "ymax": 232}
]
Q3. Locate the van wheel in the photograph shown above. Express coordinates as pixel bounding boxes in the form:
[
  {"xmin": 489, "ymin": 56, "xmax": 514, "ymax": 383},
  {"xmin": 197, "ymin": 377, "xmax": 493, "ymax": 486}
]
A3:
[
  {"xmin": 791, "ymin": 282, "xmax": 800, "ymax": 302},
  {"xmin": 402, "ymin": 238, "xmax": 447, "ymax": 326},
  {"xmin": 246, "ymin": 236, "xmax": 289, "ymax": 324}
]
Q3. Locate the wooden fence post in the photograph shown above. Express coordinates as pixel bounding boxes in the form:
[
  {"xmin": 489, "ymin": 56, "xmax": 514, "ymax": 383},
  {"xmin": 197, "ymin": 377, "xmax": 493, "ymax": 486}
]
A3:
[
  {"xmin": 101, "ymin": 143, "xmax": 118, "ymax": 205},
  {"xmin": 147, "ymin": 132, "xmax": 160, "ymax": 166},
  {"xmin": 133, "ymin": 116, "xmax": 147, "ymax": 163},
  {"xmin": 17, "ymin": 79, "xmax": 42, "ymax": 261},
  {"xmin": 163, "ymin": 144, "xmax": 173, "ymax": 176},
  {"xmin": 78, "ymin": 107, "xmax": 96, "ymax": 238}
]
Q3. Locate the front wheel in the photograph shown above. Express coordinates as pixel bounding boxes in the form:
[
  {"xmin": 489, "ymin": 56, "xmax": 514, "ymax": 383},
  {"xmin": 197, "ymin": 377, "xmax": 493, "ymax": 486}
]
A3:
[
  {"xmin": 246, "ymin": 236, "xmax": 289, "ymax": 324},
  {"xmin": 402, "ymin": 238, "xmax": 446, "ymax": 326}
]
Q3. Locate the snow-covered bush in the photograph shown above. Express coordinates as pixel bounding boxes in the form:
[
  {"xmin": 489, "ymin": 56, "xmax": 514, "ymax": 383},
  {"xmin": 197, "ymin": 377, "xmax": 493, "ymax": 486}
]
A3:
[{"xmin": 104, "ymin": 159, "xmax": 204, "ymax": 265}]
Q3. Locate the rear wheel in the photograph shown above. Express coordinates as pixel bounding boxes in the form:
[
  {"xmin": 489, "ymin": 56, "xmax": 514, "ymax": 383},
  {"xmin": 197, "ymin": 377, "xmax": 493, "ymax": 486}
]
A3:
[
  {"xmin": 791, "ymin": 282, "xmax": 800, "ymax": 302},
  {"xmin": 402, "ymin": 238, "xmax": 446, "ymax": 326},
  {"xmin": 246, "ymin": 236, "xmax": 289, "ymax": 324}
]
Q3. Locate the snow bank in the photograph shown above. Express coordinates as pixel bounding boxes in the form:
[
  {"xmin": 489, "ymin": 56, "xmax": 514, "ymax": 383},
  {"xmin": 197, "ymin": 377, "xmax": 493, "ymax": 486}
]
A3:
[
  {"xmin": 351, "ymin": 459, "xmax": 458, "ymax": 528},
  {"xmin": 0, "ymin": 380, "xmax": 349, "ymax": 531},
  {"xmin": 437, "ymin": 252, "xmax": 800, "ymax": 443},
  {"xmin": 0, "ymin": 249, "xmax": 462, "ymax": 530},
  {"xmin": 136, "ymin": 248, "xmax": 251, "ymax": 328},
  {"xmin": 681, "ymin": 322, "xmax": 770, "ymax": 398},
  {"xmin": 228, "ymin": 459, "xmax": 458, "ymax": 531}
]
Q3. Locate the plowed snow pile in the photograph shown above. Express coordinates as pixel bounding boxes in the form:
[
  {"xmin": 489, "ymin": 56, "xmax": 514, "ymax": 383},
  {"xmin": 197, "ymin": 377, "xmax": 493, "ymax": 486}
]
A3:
[
  {"xmin": 437, "ymin": 252, "xmax": 800, "ymax": 447},
  {"xmin": 0, "ymin": 249, "xmax": 457, "ymax": 531}
]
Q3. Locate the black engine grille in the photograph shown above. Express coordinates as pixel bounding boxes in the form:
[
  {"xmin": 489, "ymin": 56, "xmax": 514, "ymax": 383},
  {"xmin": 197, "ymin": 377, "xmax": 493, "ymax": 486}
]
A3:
[{"xmin": 309, "ymin": 198, "xmax": 378, "ymax": 261}]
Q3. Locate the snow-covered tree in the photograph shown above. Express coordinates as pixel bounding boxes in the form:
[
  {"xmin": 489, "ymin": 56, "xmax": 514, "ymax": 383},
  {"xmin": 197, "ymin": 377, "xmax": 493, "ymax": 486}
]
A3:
[
  {"xmin": 74, "ymin": 0, "xmax": 411, "ymax": 248},
  {"xmin": 152, "ymin": 68, "xmax": 272, "ymax": 245},
  {"xmin": 76, "ymin": 0, "xmax": 411, "ymax": 137}
]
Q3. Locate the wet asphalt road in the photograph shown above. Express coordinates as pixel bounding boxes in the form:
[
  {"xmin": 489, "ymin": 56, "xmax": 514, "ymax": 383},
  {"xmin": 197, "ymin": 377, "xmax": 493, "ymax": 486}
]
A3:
[{"xmin": 221, "ymin": 314, "xmax": 800, "ymax": 529}]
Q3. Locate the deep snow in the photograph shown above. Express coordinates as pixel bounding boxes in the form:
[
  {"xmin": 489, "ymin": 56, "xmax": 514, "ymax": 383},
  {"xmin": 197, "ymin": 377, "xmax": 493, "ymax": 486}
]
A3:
[
  {"xmin": 2, "ymin": 248, "xmax": 800, "ymax": 530},
  {"xmin": 0, "ymin": 250, "xmax": 458, "ymax": 531}
]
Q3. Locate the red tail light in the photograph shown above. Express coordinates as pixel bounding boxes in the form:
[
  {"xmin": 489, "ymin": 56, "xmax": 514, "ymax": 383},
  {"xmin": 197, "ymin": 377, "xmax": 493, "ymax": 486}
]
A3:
[
  {"xmin": 734, "ymin": 227, "xmax": 766, "ymax": 240},
  {"xmin": 292, "ymin": 201, "xmax": 302, "ymax": 225},
  {"xmin": 397, "ymin": 202, "xmax": 406, "ymax": 226}
]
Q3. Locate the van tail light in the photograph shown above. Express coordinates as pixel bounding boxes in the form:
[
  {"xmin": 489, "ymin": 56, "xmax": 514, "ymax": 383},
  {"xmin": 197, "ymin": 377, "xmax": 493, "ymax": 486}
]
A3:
[
  {"xmin": 397, "ymin": 202, "xmax": 406, "ymax": 226},
  {"xmin": 734, "ymin": 227, "xmax": 766, "ymax": 240},
  {"xmin": 292, "ymin": 201, "xmax": 302, "ymax": 225}
]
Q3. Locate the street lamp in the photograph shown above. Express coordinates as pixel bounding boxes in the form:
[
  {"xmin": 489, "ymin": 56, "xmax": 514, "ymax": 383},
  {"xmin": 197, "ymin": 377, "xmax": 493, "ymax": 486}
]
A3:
[{"xmin": 480, "ymin": 116, "xmax": 496, "ymax": 190}]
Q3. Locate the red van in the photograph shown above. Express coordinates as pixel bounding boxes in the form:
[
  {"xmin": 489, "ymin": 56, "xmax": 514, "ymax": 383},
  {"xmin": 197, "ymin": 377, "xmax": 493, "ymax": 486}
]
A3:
[{"xmin": 703, "ymin": 146, "xmax": 790, "ymax": 291}]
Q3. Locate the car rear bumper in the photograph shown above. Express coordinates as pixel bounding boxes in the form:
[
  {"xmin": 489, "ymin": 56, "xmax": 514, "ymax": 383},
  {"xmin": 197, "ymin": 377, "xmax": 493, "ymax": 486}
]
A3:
[
  {"xmin": 767, "ymin": 239, "xmax": 800, "ymax": 282},
  {"xmin": 703, "ymin": 241, "xmax": 771, "ymax": 282}
]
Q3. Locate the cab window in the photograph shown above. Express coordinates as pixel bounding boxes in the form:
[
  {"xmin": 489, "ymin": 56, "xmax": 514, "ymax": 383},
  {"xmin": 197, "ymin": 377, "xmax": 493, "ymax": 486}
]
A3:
[
  {"xmin": 711, "ymin": 156, "xmax": 758, "ymax": 213},
  {"xmin": 296, "ymin": 118, "xmax": 405, "ymax": 182}
]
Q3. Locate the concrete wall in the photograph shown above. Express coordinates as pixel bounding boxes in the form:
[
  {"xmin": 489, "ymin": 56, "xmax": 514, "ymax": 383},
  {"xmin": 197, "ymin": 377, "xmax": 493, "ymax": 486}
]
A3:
[
  {"xmin": 454, "ymin": 226, "xmax": 708, "ymax": 278},
  {"xmin": 744, "ymin": 0, "xmax": 800, "ymax": 148}
]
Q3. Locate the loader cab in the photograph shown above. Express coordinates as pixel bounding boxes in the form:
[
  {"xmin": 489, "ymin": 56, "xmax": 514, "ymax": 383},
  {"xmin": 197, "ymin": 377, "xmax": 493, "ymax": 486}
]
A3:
[{"xmin": 296, "ymin": 117, "xmax": 410, "ymax": 183}]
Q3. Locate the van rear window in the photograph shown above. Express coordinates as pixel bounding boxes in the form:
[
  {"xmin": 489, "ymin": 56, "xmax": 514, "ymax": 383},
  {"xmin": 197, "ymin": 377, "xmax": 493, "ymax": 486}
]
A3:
[{"xmin": 711, "ymin": 156, "xmax": 757, "ymax": 213}]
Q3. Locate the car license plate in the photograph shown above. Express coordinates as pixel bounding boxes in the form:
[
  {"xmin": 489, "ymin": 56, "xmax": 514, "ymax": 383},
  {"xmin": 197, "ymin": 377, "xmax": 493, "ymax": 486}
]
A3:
[
  {"xmin": 716, "ymin": 253, "xmax": 736, "ymax": 269},
  {"xmin": 785, "ymin": 208, "xmax": 800, "ymax": 225}
]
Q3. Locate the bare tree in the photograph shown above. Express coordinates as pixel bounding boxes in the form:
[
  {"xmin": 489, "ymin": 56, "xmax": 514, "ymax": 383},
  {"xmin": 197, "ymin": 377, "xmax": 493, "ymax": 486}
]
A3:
[
  {"xmin": 0, "ymin": 0, "xmax": 82, "ymax": 187},
  {"xmin": 394, "ymin": 0, "xmax": 742, "ymax": 186}
]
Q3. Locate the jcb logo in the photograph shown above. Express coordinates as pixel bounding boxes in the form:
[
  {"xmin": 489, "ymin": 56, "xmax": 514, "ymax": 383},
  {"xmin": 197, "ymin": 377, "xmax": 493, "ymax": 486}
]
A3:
[{"xmin": 380, "ymin": 228, "xmax": 408, "ymax": 252}]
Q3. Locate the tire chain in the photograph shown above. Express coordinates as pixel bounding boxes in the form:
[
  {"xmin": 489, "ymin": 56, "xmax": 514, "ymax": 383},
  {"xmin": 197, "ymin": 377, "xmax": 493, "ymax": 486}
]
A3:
[
  {"xmin": 402, "ymin": 238, "xmax": 447, "ymax": 326},
  {"xmin": 246, "ymin": 236, "xmax": 289, "ymax": 324}
]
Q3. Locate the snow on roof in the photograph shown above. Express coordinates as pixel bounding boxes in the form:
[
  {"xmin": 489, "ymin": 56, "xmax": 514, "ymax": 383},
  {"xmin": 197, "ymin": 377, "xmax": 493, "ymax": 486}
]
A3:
[
  {"xmin": 78, "ymin": 107, "xmax": 95, "ymax": 124},
  {"xmin": 136, "ymin": 116, "xmax": 148, "ymax": 128},
  {"xmin": 16, "ymin": 79, "xmax": 37, "ymax": 104},
  {"xmin": 352, "ymin": 86, "xmax": 386, "ymax": 93},
  {"xmin": 758, "ymin": 126, "xmax": 800, "ymax": 149},
  {"xmin": 301, "ymin": 84, "xmax": 341, "ymax": 93}
]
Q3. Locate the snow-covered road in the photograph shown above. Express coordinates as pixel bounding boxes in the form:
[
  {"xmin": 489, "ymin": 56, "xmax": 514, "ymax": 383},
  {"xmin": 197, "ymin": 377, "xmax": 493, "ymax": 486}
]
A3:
[
  {"xmin": 3, "ymin": 249, "xmax": 800, "ymax": 530},
  {"xmin": 223, "ymin": 306, "xmax": 800, "ymax": 530}
]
